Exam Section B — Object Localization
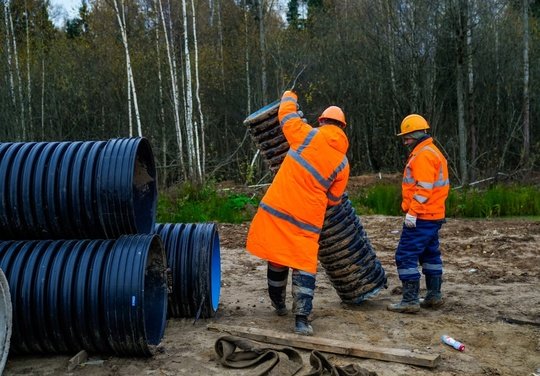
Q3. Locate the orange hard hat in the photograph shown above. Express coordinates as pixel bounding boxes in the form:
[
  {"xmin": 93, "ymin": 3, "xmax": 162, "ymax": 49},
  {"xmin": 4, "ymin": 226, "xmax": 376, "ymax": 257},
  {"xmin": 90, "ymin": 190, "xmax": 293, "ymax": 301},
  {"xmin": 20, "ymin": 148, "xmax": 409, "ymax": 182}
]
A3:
[
  {"xmin": 397, "ymin": 114, "xmax": 430, "ymax": 136},
  {"xmin": 318, "ymin": 106, "xmax": 346, "ymax": 126}
]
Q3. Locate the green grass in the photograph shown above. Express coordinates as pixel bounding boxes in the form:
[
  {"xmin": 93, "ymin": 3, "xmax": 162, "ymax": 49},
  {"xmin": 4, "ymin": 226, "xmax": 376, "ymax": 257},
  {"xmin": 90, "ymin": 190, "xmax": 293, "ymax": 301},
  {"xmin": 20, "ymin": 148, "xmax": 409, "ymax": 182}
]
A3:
[
  {"xmin": 157, "ymin": 182, "xmax": 258, "ymax": 224},
  {"xmin": 350, "ymin": 184, "xmax": 402, "ymax": 216},
  {"xmin": 157, "ymin": 182, "xmax": 540, "ymax": 224},
  {"xmin": 351, "ymin": 183, "xmax": 540, "ymax": 218},
  {"xmin": 446, "ymin": 185, "xmax": 540, "ymax": 218}
]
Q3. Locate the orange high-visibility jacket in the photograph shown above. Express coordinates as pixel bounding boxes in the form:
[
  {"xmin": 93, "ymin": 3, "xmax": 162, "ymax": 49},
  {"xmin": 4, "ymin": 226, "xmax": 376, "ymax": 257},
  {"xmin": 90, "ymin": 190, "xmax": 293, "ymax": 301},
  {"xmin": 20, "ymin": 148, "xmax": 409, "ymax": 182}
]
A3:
[
  {"xmin": 246, "ymin": 91, "xmax": 350, "ymax": 273},
  {"xmin": 402, "ymin": 137, "xmax": 449, "ymax": 220}
]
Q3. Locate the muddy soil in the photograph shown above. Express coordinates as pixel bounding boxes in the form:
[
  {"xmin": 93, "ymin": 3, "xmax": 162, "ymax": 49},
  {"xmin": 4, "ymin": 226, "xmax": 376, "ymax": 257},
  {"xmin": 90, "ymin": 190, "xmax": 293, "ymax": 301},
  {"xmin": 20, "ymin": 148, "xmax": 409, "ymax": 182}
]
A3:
[{"xmin": 3, "ymin": 213, "xmax": 539, "ymax": 376}]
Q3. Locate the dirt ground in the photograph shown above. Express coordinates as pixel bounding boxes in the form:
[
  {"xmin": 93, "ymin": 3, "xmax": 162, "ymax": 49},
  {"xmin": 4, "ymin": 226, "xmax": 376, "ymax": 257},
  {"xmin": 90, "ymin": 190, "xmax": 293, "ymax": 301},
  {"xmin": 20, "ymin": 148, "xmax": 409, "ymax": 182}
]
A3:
[{"xmin": 3, "ymin": 212, "xmax": 539, "ymax": 376}]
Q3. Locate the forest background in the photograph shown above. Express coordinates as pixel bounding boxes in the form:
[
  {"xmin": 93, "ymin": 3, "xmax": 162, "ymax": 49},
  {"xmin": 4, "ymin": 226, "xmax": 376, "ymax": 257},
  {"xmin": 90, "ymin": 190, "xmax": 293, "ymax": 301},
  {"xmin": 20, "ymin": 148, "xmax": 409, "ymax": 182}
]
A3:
[{"xmin": 1, "ymin": 0, "xmax": 539, "ymax": 189}]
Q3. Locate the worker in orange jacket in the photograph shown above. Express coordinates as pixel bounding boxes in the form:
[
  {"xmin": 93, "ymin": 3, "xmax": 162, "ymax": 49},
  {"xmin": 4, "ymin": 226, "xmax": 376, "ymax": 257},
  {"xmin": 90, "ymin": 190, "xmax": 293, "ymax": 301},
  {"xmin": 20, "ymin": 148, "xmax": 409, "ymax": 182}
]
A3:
[
  {"xmin": 246, "ymin": 90, "xmax": 350, "ymax": 335},
  {"xmin": 388, "ymin": 114, "xmax": 450, "ymax": 313}
]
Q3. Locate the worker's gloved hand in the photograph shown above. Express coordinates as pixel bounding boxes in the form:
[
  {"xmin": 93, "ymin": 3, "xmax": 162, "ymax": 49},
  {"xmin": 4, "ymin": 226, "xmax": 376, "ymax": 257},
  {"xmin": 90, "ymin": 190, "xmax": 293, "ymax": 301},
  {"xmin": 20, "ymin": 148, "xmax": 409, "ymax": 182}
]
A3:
[
  {"xmin": 282, "ymin": 90, "xmax": 299, "ymax": 110},
  {"xmin": 282, "ymin": 90, "xmax": 297, "ymax": 99},
  {"xmin": 296, "ymin": 110, "xmax": 308, "ymax": 123},
  {"xmin": 404, "ymin": 213, "xmax": 417, "ymax": 228}
]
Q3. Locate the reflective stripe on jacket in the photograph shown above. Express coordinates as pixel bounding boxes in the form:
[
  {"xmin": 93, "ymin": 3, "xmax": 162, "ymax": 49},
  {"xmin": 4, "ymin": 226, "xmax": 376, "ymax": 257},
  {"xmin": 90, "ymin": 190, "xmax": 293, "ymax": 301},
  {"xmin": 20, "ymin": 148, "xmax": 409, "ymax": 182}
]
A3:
[
  {"xmin": 402, "ymin": 137, "xmax": 449, "ymax": 220},
  {"xmin": 246, "ymin": 91, "xmax": 350, "ymax": 273}
]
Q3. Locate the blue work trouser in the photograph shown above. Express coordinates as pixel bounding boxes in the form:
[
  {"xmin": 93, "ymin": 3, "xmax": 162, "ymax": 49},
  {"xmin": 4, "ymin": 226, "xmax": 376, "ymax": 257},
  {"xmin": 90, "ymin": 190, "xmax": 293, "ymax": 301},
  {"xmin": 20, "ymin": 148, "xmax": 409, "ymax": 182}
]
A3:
[
  {"xmin": 267, "ymin": 262, "xmax": 316, "ymax": 316},
  {"xmin": 395, "ymin": 219, "xmax": 444, "ymax": 282}
]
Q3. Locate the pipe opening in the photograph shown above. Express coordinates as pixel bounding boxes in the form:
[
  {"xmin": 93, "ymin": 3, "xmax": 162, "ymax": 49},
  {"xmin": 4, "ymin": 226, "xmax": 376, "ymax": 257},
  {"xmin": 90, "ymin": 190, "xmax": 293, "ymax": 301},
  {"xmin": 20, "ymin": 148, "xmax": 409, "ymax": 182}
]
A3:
[
  {"xmin": 133, "ymin": 139, "xmax": 157, "ymax": 234},
  {"xmin": 143, "ymin": 236, "xmax": 167, "ymax": 346}
]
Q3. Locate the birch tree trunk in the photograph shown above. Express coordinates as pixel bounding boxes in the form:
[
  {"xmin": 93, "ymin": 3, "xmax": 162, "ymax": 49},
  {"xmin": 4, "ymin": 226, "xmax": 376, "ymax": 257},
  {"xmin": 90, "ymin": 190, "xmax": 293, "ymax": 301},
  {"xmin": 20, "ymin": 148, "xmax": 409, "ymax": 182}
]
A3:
[
  {"xmin": 127, "ymin": 63, "xmax": 133, "ymax": 136},
  {"xmin": 8, "ymin": 6, "xmax": 26, "ymax": 139},
  {"xmin": 521, "ymin": 0, "xmax": 530, "ymax": 164},
  {"xmin": 208, "ymin": 0, "xmax": 214, "ymax": 26},
  {"xmin": 113, "ymin": 0, "xmax": 143, "ymax": 137},
  {"xmin": 3, "ymin": 0, "xmax": 16, "ymax": 108},
  {"xmin": 190, "ymin": 0, "xmax": 205, "ymax": 179},
  {"xmin": 158, "ymin": 0, "xmax": 186, "ymax": 179},
  {"xmin": 154, "ymin": 2, "xmax": 168, "ymax": 184},
  {"xmin": 181, "ymin": 0, "xmax": 197, "ymax": 181}
]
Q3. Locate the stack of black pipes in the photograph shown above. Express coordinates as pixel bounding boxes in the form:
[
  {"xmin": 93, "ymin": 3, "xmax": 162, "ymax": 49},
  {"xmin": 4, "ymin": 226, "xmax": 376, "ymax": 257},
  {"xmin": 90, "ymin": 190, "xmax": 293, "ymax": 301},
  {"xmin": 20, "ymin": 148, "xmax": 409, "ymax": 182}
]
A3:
[{"xmin": 0, "ymin": 137, "xmax": 221, "ymax": 359}]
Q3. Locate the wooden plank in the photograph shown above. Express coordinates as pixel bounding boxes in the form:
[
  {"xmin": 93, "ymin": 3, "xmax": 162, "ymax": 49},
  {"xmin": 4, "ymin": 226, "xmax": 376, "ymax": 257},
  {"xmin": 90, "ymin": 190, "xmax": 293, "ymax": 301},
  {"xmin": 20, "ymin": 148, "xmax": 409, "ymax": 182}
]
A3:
[
  {"xmin": 499, "ymin": 316, "xmax": 540, "ymax": 327},
  {"xmin": 67, "ymin": 349, "xmax": 88, "ymax": 371},
  {"xmin": 208, "ymin": 323, "xmax": 440, "ymax": 368}
]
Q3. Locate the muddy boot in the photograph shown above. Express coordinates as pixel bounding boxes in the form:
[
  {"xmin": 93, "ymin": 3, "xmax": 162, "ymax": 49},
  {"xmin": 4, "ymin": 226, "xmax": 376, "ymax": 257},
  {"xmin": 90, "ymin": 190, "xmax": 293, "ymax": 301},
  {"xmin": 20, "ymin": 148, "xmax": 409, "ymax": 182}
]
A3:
[
  {"xmin": 268, "ymin": 263, "xmax": 289, "ymax": 316},
  {"xmin": 273, "ymin": 304, "xmax": 288, "ymax": 316},
  {"xmin": 387, "ymin": 280, "xmax": 420, "ymax": 313},
  {"xmin": 294, "ymin": 315, "xmax": 313, "ymax": 336},
  {"xmin": 420, "ymin": 275, "xmax": 444, "ymax": 308}
]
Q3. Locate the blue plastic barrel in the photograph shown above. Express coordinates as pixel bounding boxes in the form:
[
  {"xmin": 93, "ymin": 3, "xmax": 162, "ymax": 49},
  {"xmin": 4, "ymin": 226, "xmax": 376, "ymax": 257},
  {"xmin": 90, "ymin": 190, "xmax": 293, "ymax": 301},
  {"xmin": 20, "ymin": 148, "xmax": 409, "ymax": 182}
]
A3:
[
  {"xmin": 0, "ymin": 137, "xmax": 157, "ymax": 239},
  {"xmin": 154, "ymin": 223, "xmax": 221, "ymax": 318},
  {"xmin": 0, "ymin": 235, "xmax": 167, "ymax": 356}
]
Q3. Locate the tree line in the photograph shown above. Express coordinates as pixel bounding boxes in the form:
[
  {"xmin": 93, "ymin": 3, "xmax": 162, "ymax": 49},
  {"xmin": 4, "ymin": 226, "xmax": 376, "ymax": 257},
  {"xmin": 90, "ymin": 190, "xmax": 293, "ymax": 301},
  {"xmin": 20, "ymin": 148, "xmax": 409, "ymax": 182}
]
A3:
[{"xmin": 1, "ymin": 0, "xmax": 538, "ymax": 187}]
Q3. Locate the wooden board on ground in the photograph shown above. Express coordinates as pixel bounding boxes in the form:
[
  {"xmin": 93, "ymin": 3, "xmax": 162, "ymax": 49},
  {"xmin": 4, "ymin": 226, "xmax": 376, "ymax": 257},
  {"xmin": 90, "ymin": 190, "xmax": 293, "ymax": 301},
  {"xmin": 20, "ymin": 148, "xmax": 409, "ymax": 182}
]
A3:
[
  {"xmin": 67, "ymin": 350, "xmax": 88, "ymax": 371},
  {"xmin": 208, "ymin": 323, "xmax": 440, "ymax": 368},
  {"xmin": 498, "ymin": 316, "xmax": 540, "ymax": 327}
]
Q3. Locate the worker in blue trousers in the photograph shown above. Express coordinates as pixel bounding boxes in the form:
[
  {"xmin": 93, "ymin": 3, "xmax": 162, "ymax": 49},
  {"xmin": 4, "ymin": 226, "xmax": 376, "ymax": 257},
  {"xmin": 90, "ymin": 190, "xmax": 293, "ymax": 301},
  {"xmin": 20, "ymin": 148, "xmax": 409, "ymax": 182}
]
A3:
[{"xmin": 388, "ymin": 114, "xmax": 450, "ymax": 313}]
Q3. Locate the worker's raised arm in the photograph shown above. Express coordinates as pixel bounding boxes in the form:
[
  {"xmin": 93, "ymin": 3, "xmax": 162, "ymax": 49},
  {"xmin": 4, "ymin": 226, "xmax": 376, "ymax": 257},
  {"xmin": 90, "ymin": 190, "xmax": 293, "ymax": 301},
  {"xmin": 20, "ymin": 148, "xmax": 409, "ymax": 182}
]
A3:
[{"xmin": 278, "ymin": 91, "xmax": 311, "ymax": 148}]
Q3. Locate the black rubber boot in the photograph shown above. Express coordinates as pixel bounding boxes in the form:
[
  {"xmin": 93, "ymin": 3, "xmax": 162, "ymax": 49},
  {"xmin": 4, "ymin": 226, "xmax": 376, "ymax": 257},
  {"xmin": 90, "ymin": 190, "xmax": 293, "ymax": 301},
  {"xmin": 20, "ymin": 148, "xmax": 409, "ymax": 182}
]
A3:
[
  {"xmin": 294, "ymin": 315, "xmax": 313, "ymax": 336},
  {"xmin": 387, "ymin": 280, "xmax": 420, "ymax": 313},
  {"xmin": 420, "ymin": 275, "xmax": 444, "ymax": 308},
  {"xmin": 268, "ymin": 264, "xmax": 289, "ymax": 316}
]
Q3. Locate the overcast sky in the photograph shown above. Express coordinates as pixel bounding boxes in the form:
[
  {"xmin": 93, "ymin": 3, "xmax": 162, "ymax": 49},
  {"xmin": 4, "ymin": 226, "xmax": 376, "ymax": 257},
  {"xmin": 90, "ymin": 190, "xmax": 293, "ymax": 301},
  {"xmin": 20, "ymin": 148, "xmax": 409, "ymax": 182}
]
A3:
[
  {"xmin": 48, "ymin": 0, "xmax": 81, "ymax": 25},
  {"xmin": 48, "ymin": 0, "xmax": 292, "ymax": 27}
]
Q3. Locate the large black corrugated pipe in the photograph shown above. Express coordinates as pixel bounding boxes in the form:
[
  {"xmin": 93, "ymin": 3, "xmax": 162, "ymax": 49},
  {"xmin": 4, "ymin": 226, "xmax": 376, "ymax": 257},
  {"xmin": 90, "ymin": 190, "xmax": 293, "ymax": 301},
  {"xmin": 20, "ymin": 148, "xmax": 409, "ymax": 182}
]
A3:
[
  {"xmin": 0, "ymin": 235, "xmax": 168, "ymax": 356},
  {"xmin": 0, "ymin": 268, "xmax": 12, "ymax": 374},
  {"xmin": 0, "ymin": 137, "xmax": 157, "ymax": 240},
  {"xmin": 318, "ymin": 195, "xmax": 388, "ymax": 304},
  {"xmin": 245, "ymin": 103, "xmax": 386, "ymax": 304},
  {"xmin": 243, "ymin": 100, "xmax": 290, "ymax": 173},
  {"xmin": 154, "ymin": 223, "xmax": 221, "ymax": 319}
]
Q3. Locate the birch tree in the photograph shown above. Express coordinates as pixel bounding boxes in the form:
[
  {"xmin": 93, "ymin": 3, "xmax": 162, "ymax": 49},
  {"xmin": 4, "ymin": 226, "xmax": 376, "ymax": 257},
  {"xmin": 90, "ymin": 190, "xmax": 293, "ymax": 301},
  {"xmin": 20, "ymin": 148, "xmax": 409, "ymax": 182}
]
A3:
[
  {"xmin": 5, "ymin": 1, "xmax": 26, "ymax": 139},
  {"xmin": 181, "ymin": 0, "xmax": 198, "ymax": 181},
  {"xmin": 3, "ymin": 0, "xmax": 16, "ymax": 112},
  {"xmin": 112, "ymin": 0, "xmax": 142, "ymax": 137},
  {"xmin": 153, "ymin": 2, "xmax": 168, "ymax": 183},
  {"xmin": 157, "ymin": 0, "xmax": 185, "ymax": 179},
  {"xmin": 190, "ymin": 0, "xmax": 205, "ymax": 178}
]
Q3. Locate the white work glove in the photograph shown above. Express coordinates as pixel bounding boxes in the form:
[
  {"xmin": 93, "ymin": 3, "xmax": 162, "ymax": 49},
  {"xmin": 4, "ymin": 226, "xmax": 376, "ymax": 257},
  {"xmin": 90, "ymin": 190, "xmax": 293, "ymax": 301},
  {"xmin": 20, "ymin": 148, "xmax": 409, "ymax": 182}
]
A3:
[
  {"xmin": 297, "ymin": 110, "xmax": 308, "ymax": 123},
  {"xmin": 404, "ymin": 213, "xmax": 417, "ymax": 228}
]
